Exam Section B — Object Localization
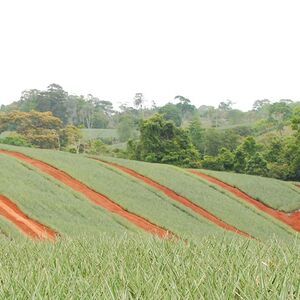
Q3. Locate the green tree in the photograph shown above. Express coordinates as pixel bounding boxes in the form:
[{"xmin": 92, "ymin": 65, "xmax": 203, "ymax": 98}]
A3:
[
  {"xmin": 241, "ymin": 136, "xmax": 258, "ymax": 156},
  {"xmin": 0, "ymin": 111, "xmax": 62, "ymax": 149},
  {"xmin": 245, "ymin": 153, "xmax": 269, "ymax": 176},
  {"xmin": 37, "ymin": 84, "xmax": 68, "ymax": 124},
  {"xmin": 188, "ymin": 117, "xmax": 205, "ymax": 154},
  {"xmin": 233, "ymin": 147, "xmax": 247, "ymax": 173},
  {"xmin": 252, "ymin": 99, "xmax": 271, "ymax": 112},
  {"xmin": 117, "ymin": 115, "xmax": 136, "ymax": 142},
  {"xmin": 175, "ymin": 95, "xmax": 196, "ymax": 120},
  {"xmin": 268, "ymin": 102, "xmax": 292, "ymax": 134},
  {"xmin": 59, "ymin": 125, "xmax": 82, "ymax": 152},
  {"xmin": 218, "ymin": 148, "xmax": 235, "ymax": 170},
  {"xmin": 159, "ymin": 103, "xmax": 182, "ymax": 126},
  {"xmin": 129, "ymin": 114, "xmax": 200, "ymax": 167}
]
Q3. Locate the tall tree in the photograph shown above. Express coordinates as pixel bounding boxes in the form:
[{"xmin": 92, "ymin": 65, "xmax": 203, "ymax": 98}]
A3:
[
  {"xmin": 188, "ymin": 116, "xmax": 205, "ymax": 154},
  {"xmin": 37, "ymin": 84, "xmax": 68, "ymax": 124},
  {"xmin": 128, "ymin": 114, "xmax": 200, "ymax": 167},
  {"xmin": 133, "ymin": 93, "xmax": 145, "ymax": 118},
  {"xmin": 175, "ymin": 95, "xmax": 196, "ymax": 120},
  {"xmin": 159, "ymin": 103, "xmax": 182, "ymax": 126}
]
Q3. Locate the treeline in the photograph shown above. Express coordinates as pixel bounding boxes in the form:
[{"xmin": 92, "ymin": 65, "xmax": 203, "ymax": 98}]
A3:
[
  {"xmin": 1, "ymin": 84, "xmax": 298, "ymax": 135},
  {"xmin": 1, "ymin": 83, "xmax": 300, "ymax": 180},
  {"xmin": 1, "ymin": 84, "xmax": 115, "ymax": 128},
  {"xmin": 127, "ymin": 108, "xmax": 300, "ymax": 180},
  {"xmin": 0, "ymin": 111, "xmax": 83, "ymax": 151}
]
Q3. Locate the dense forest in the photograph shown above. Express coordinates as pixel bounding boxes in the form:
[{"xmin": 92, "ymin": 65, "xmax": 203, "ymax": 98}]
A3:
[{"xmin": 1, "ymin": 83, "xmax": 300, "ymax": 180}]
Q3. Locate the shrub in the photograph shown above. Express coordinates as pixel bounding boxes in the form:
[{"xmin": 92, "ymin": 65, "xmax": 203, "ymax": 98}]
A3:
[{"xmin": 0, "ymin": 134, "xmax": 32, "ymax": 147}]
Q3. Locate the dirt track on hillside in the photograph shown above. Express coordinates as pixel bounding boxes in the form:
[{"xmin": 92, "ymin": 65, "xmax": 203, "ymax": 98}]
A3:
[
  {"xmin": 0, "ymin": 150, "xmax": 172, "ymax": 238},
  {"xmin": 190, "ymin": 170, "xmax": 300, "ymax": 233},
  {"xmin": 92, "ymin": 158, "xmax": 252, "ymax": 238},
  {"xmin": 0, "ymin": 195, "xmax": 57, "ymax": 240}
]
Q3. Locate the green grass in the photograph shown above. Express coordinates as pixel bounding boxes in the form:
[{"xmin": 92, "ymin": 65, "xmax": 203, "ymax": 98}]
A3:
[
  {"xmin": 0, "ymin": 131, "xmax": 13, "ymax": 138},
  {"xmin": 0, "ymin": 217, "xmax": 25, "ymax": 240},
  {"xmin": 80, "ymin": 128, "xmax": 118, "ymax": 141},
  {"xmin": 95, "ymin": 156, "xmax": 296, "ymax": 241},
  {"xmin": 108, "ymin": 142, "xmax": 127, "ymax": 150},
  {"xmin": 0, "ymin": 154, "xmax": 136, "ymax": 238},
  {"xmin": 0, "ymin": 235, "xmax": 299, "ymax": 299},
  {"xmin": 0, "ymin": 145, "xmax": 224, "ymax": 240},
  {"xmin": 199, "ymin": 169, "xmax": 300, "ymax": 212}
]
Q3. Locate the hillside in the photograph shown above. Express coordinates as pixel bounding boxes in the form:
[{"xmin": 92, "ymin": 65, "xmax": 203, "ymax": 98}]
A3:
[
  {"xmin": 0, "ymin": 144, "xmax": 299, "ymax": 242},
  {"xmin": 1, "ymin": 145, "xmax": 300, "ymax": 299}
]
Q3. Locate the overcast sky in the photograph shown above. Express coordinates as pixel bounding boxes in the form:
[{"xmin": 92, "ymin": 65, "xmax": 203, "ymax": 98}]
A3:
[{"xmin": 0, "ymin": 0, "xmax": 299, "ymax": 111}]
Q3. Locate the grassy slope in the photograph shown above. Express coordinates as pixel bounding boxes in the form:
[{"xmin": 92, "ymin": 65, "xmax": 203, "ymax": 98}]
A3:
[
  {"xmin": 0, "ymin": 154, "xmax": 136, "ymax": 238},
  {"xmin": 80, "ymin": 128, "xmax": 118, "ymax": 141},
  {"xmin": 200, "ymin": 169, "xmax": 300, "ymax": 212},
  {"xmin": 0, "ymin": 236, "xmax": 299, "ymax": 299},
  {"xmin": 0, "ymin": 217, "xmax": 26, "ymax": 240},
  {"xmin": 0, "ymin": 145, "xmax": 223, "ymax": 240},
  {"xmin": 96, "ymin": 156, "xmax": 296, "ymax": 241}
]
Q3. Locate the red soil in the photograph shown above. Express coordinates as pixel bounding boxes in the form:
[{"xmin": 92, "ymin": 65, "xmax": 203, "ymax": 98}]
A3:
[
  {"xmin": 0, "ymin": 150, "xmax": 172, "ymax": 239},
  {"xmin": 0, "ymin": 195, "xmax": 57, "ymax": 240},
  {"xmin": 189, "ymin": 170, "xmax": 300, "ymax": 233},
  {"xmin": 93, "ymin": 158, "xmax": 252, "ymax": 238}
]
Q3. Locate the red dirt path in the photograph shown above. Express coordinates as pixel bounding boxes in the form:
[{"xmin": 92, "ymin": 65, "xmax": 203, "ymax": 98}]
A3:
[
  {"xmin": 0, "ymin": 195, "xmax": 57, "ymax": 240},
  {"xmin": 0, "ymin": 150, "xmax": 172, "ymax": 239},
  {"xmin": 93, "ymin": 158, "xmax": 252, "ymax": 238},
  {"xmin": 189, "ymin": 170, "xmax": 300, "ymax": 233}
]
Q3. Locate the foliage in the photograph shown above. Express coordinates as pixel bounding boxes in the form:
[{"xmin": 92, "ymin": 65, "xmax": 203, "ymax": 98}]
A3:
[
  {"xmin": 1, "ymin": 84, "xmax": 115, "ymax": 129},
  {"xmin": 0, "ymin": 111, "xmax": 62, "ymax": 149},
  {"xmin": 2, "ymin": 84, "xmax": 300, "ymax": 181},
  {"xmin": 158, "ymin": 103, "xmax": 182, "ymax": 126},
  {"xmin": 1, "ymin": 236, "xmax": 300, "ymax": 299},
  {"xmin": 117, "ymin": 115, "xmax": 137, "ymax": 142},
  {"xmin": 201, "ymin": 155, "xmax": 223, "ymax": 170},
  {"xmin": 174, "ymin": 95, "xmax": 196, "ymax": 120},
  {"xmin": 59, "ymin": 125, "xmax": 83, "ymax": 152},
  {"xmin": 218, "ymin": 148, "xmax": 235, "ymax": 170},
  {"xmin": 85, "ymin": 140, "xmax": 109, "ymax": 155},
  {"xmin": 0, "ymin": 133, "xmax": 32, "ymax": 147},
  {"xmin": 202, "ymin": 128, "xmax": 240, "ymax": 156},
  {"xmin": 129, "ymin": 114, "xmax": 201, "ymax": 167},
  {"xmin": 188, "ymin": 117, "xmax": 205, "ymax": 153},
  {"xmin": 245, "ymin": 153, "xmax": 269, "ymax": 176}
]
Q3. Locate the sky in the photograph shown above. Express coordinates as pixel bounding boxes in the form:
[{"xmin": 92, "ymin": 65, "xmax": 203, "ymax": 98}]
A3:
[{"xmin": 0, "ymin": 0, "xmax": 300, "ymax": 111}]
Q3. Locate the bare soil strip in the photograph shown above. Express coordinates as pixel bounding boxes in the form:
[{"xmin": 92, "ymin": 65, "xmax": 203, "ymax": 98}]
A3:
[
  {"xmin": 190, "ymin": 170, "xmax": 300, "ymax": 232},
  {"xmin": 0, "ymin": 150, "xmax": 172, "ymax": 238},
  {"xmin": 0, "ymin": 195, "xmax": 57, "ymax": 240},
  {"xmin": 93, "ymin": 158, "xmax": 252, "ymax": 238}
]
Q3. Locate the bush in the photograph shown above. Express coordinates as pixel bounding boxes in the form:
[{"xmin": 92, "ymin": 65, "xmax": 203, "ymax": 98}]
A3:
[
  {"xmin": 268, "ymin": 163, "xmax": 290, "ymax": 180},
  {"xmin": 201, "ymin": 156, "xmax": 223, "ymax": 171},
  {"xmin": 128, "ymin": 114, "xmax": 201, "ymax": 167},
  {"xmin": 0, "ymin": 134, "xmax": 32, "ymax": 147},
  {"xmin": 85, "ymin": 140, "xmax": 108, "ymax": 155},
  {"xmin": 245, "ymin": 153, "xmax": 269, "ymax": 176}
]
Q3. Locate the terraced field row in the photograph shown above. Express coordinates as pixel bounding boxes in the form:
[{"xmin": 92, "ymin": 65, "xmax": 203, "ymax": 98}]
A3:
[
  {"xmin": 0, "ymin": 149, "xmax": 221, "ymax": 240},
  {"xmin": 0, "ymin": 144, "xmax": 298, "ymax": 241}
]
